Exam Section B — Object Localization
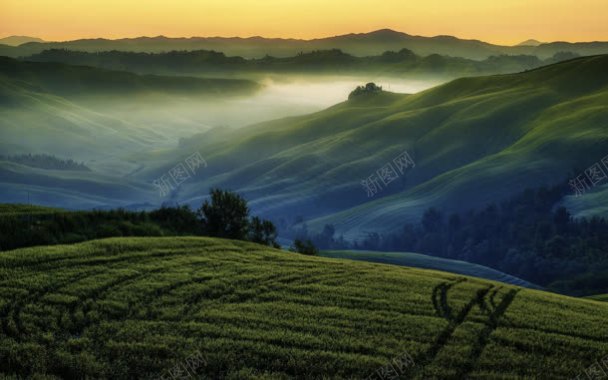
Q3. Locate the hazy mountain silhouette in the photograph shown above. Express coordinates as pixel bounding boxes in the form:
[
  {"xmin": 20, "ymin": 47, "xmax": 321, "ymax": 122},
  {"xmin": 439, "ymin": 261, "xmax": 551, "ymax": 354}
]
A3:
[
  {"xmin": 516, "ymin": 39, "xmax": 542, "ymax": 47},
  {"xmin": 0, "ymin": 35, "xmax": 45, "ymax": 46},
  {"xmin": 3, "ymin": 29, "xmax": 608, "ymax": 59}
]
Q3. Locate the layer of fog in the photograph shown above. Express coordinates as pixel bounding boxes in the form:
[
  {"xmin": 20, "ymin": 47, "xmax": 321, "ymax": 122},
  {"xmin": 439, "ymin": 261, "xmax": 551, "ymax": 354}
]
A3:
[
  {"xmin": 2, "ymin": 74, "xmax": 449, "ymax": 176},
  {"xmin": 224, "ymin": 75, "xmax": 447, "ymax": 126},
  {"xmin": 91, "ymin": 74, "xmax": 448, "ymax": 141}
]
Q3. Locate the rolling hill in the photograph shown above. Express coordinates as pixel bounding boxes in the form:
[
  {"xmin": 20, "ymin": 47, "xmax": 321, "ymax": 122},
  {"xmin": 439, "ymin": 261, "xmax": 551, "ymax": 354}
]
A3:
[
  {"xmin": 586, "ymin": 294, "xmax": 608, "ymax": 302},
  {"xmin": 0, "ymin": 237, "xmax": 605, "ymax": 379},
  {"xmin": 142, "ymin": 55, "xmax": 608, "ymax": 239},
  {"xmin": 516, "ymin": 39, "xmax": 542, "ymax": 47},
  {"xmin": 0, "ymin": 56, "xmax": 260, "ymax": 97},
  {"xmin": 4, "ymin": 55, "xmax": 607, "ymax": 234},
  {"xmin": 2, "ymin": 29, "xmax": 608, "ymax": 60},
  {"xmin": 0, "ymin": 36, "xmax": 44, "ymax": 46},
  {"xmin": 0, "ymin": 161, "xmax": 155, "ymax": 209},
  {"xmin": 321, "ymin": 250, "xmax": 541, "ymax": 289},
  {"xmin": 0, "ymin": 57, "xmax": 267, "ymax": 208}
]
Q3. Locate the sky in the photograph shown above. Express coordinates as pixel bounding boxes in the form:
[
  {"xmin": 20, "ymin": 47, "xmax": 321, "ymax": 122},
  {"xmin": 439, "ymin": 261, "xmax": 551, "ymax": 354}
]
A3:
[{"xmin": 1, "ymin": 0, "xmax": 607, "ymax": 45}]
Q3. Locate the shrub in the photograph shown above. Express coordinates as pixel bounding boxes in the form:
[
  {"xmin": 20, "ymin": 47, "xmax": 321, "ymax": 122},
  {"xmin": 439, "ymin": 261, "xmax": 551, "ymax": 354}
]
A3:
[
  {"xmin": 348, "ymin": 82, "xmax": 382, "ymax": 99},
  {"xmin": 290, "ymin": 239, "xmax": 318, "ymax": 255}
]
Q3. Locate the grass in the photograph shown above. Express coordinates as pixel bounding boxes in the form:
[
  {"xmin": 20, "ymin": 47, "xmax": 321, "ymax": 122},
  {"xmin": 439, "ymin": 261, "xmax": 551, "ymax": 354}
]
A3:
[
  {"xmin": 585, "ymin": 294, "xmax": 608, "ymax": 302},
  {"xmin": 321, "ymin": 250, "xmax": 541, "ymax": 289},
  {"xmin": 0, "ymin": 237, "xmax": 606, "ymax": 379},
  {"xmin": 0, "ymin": 203, "xmax": 62, "ymax": 216}
]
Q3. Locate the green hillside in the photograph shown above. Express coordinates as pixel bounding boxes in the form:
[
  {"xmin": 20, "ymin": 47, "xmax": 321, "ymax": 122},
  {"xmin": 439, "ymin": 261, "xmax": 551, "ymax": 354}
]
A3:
[
  {"xmin": 586, "ymin": 294, "xmax": 608, "ymax": 302},
  {"xmin": 0, "ymin": 57, "xmax": 264, "ymax": 209},
  {"xmin": 0, "ymin": 80, "xmax": 161, "ymax": 208},
  {"xmin": 0, "ymin": 161, "xmax": 155, "ymax": 209},
  {"xmin": 151, "ymin": 55, "xmax": 608, "ymax": 239},
  {"xmin": 0, "ymin": 56, "xmax": 260, "ymax": 97},
  {"xmin": 0, "ymin": 203, "xmax": 61, "ymax": 215},
  {"xmin": 0, "ymin": 237, "xmax": 605, "ymax": 379},
  {"xmin": 321, "ymin": 250, "xmax": 541, "ymax": 289},
  {"xmin": 0, "ymin": 56, "xmax": 259, "ymax": 158}
]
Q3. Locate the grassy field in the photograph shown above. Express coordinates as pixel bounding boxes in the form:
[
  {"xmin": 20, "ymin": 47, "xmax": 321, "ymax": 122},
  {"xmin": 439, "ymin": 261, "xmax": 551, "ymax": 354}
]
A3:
[
  {"xmin": 586, "ymin": 294, "xmax": 608, "ymax": 302},
  {"xmin": 0, "ymin": 204, "xmax": 62, "ymax": 216},
  {"xmin": 0, "ymin": 237, "xmax": 606, "ymax": 379},
  {"xmin": 321, "ymin": 250, "xmax": 541, "ymax": 289}
]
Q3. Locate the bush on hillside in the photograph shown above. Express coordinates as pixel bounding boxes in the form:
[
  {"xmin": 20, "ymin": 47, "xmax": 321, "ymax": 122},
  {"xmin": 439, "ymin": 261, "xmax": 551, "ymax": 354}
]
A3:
[
  {"xmin": 348, "ymin": 82, "xmax": 383, "ymax": 99},
  {"xmin": 290, "ymin": 239, "xmax": 319, "ymax": 256}
]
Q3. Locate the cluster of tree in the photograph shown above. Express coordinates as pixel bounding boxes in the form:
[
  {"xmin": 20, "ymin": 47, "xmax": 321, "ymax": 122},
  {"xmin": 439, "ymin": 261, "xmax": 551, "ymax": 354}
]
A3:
[
  {"xmin": 293, "ymin": 184, "xmax": 608, "ymax": 296},
  {"xmin": 198, "ymin": 189, "xmax": 279, "ymax": 247},
  {"xmin": 290, "ymin": 239, "xmax": 319, "ymax": 256},
  {"xmin": 0, "ymin": 189, "xmax": 281, "ymax": 251},
  {"xmin": 348, "ymin": 83, "xmax": 383, "ymax": 99},
  {"xmin": 0, "ymin": 154, "xmax": 90, "ymax": 171},
  {"xmin": 24, "ymin": 48, "xmax": 580, "ymax": 76}
]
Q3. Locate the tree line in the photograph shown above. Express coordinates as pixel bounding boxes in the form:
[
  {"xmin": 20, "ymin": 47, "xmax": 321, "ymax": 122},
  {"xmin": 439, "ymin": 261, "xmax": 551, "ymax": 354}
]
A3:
[
  {"xmin": 293, "ymin": 184, "xmax": 608, "ymax": 296},
  {"xmin": 0, "ymin": 154, "xmax": 90, "ymax": 171},
  {"xmin": 0, "ymin": 189, "xmax": 284, "ymax": 251},
  {"xmin": 25, "ymin": 48, "xmax": 579, "ymax": 76}
]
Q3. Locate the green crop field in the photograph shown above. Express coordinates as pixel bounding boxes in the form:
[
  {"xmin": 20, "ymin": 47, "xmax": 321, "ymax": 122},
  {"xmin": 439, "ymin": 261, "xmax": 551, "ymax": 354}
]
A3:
[{"xmin": 0, "ymin": 237, "xmax": 606, "ymax": 379}]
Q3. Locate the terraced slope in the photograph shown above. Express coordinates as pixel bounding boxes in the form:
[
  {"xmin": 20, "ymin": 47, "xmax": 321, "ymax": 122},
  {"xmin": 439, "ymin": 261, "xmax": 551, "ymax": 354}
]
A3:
[{"xmin": 0, "ymin": 237, "xmax": 606, "ymax": 379}]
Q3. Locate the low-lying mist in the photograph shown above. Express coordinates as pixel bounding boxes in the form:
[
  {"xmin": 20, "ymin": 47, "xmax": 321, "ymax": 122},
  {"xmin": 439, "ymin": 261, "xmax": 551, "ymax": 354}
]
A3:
[
  {"xmin": 83, "ymin": 74, "xmax": 448, "ymax": 139},
  {"xmin": 1, "ymin": 73, "xmax": 449, "ymax": 179}
]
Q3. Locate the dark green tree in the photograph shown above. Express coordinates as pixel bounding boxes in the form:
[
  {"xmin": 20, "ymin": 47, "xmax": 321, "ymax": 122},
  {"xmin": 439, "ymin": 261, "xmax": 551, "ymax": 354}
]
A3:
[
  {"xmin": 348, "ymin": 82, "xmax": 382, "ymax": 99},
  {"xmin": 290, "ymin": 239, "xmax": 318, "ymax": 256},
  {"xmin": 249, "ymin": 216, "xmax": 279, "ymax": 248},
  {"xmin": 198, "ymin": 188, "xmax": 250, "ymax": 240}
]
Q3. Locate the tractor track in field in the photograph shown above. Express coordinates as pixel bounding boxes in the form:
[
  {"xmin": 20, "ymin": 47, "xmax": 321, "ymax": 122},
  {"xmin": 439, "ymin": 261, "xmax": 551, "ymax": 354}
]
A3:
[
  {"xmin": 408, "ymin": 280, "xmax": 492, "ymax": 379},
  {"xmin": 431, "ymin": 278, "xmax": 467, "ymax": 320},
  {"xmin": 0, "ymin": 266, "xmax": 107, "ymax": 340},
  {"xmin": 408, "ymin": 284, "xmax": 519, "ymax": 379},
  {"xmin": 0, "ymin": 249, "xmax": 208, "ymax": 341},
  {"xmin": 453, "ymin": 288, "xmax": 519, "ymax": 380}
]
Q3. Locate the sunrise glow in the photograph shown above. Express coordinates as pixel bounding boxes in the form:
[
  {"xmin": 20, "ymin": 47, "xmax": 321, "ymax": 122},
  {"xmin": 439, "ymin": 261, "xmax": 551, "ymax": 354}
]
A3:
[{"xmin": 1, "ymin": 0, "xmax": 607, "ymax": 44}]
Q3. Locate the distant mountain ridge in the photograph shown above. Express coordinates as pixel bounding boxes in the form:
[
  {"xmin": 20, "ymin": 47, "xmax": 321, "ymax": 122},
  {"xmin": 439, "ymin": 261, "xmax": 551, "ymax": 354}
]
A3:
[
  {"xmin": 516, "ymin": 39, "xmax": 542, "ymax": 47},
  {"xmin": 0, "ymin": 56, "xmax": 259, "ymax": 97},
  {"xmin": 0, "ymin": 35, "xmax": 44, "ymax": 46},
  {"xmin": 22, "ymin": 47, "xmax": 578, "ymax": 77},
  {"xmin": 2, "ymin": 29, "xmax": 608, "ymax": 59}
]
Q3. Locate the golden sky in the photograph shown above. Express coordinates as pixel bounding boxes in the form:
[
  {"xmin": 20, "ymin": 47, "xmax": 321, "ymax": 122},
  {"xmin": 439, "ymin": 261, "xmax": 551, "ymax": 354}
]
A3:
[{"xmin": 1, "ymin": 0, "xmax": 607, "ymax": 45}]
